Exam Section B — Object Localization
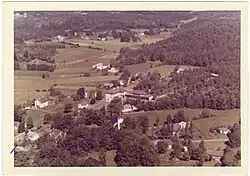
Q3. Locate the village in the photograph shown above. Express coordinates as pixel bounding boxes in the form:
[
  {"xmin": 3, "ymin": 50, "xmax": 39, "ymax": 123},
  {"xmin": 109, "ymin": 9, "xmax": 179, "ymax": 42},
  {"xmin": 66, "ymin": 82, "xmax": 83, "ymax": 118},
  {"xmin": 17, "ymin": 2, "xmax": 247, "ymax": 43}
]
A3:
[{"xmin": 13, "ymin": 11, "xmax": 241, "ymax": 167}]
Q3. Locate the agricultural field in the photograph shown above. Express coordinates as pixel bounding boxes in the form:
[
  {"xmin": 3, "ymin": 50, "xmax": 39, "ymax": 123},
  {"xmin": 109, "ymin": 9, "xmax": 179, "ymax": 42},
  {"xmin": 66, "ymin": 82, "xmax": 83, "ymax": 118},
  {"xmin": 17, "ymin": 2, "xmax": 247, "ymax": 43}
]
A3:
[
  {"xmin": 192, "ymin": 110, "xmax": 240, "ymax": 139},
  {"xmin": 124, "ymin": 61, "xmax": 162, "ymax": 75},
  {"xmin": 53, "ymin": 47, "xmax": 108, "ymax": 65},
  {"xmin": 14, "ymin": 76, "xmax": 54, "ymax": 105},
  {"xmin": 68, "ymin": 31, "xmax": 173, "ymax": 52}
]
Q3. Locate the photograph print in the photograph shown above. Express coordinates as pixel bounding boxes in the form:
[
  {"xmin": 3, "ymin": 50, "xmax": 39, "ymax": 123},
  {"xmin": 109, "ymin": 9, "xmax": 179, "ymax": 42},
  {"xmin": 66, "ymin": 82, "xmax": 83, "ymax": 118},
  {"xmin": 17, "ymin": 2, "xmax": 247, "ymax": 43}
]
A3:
[{"xmin": 13, "ymin": 10, "xmax": 241, "ymax": 167}]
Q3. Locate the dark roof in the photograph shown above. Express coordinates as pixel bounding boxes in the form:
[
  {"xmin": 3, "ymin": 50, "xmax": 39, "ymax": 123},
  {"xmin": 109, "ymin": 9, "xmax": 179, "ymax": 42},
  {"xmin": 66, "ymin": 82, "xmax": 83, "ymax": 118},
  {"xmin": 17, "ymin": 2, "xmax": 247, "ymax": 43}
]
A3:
[
  {"xmin": 110, "ymin": 116, "xmax": 118, "ymax": 125},
  {"xmin": 124, "ymin": 88, "xmax": 147, "ymax": 95}
]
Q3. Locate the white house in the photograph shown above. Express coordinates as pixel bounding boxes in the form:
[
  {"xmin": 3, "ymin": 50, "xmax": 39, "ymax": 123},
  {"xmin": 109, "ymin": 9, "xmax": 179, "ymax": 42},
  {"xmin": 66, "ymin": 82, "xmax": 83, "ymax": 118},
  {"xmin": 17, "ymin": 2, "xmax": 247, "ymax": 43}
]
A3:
[
  {"xmin": 215, "ymin": 127, "xmax": 231, "ymax": 135},
  {"xmin": 78, "ymin": 104, "xmax": 89, "ymax": 109},
  {"xmin": 122, "ymin": 104, "xmax": 138, "ymax": 113},
  {"xmin": 56, "ymin": 35, "xmax": 66, "ymax": 42},
  {"xmin": 92, "ymin": 63, "xmax": 109, "ymax": 70},
  {"xmin": 26, "ymin": 131, "xmax": 40, "ymax": 141},
  {"xmin": 108, "ymin": 67, "xmax": 119, "ymax": 74},
  {"xmin": 35, "ymin": 96, "xmax": 49, "ymax": 108},
  {"xmin": 211, "ymin": 73, "xmax": 219, "ymax": 77},
  {"xmin": 119, "ymin": 80, "xmax": 125, "ymax": 86},
  {"xmin": 176, "ymin": 68, "xmax": 185, "ymax": 74},
  {"xmin": 178, "ymin": 121, "xmax": 187, "ymax": 130}
]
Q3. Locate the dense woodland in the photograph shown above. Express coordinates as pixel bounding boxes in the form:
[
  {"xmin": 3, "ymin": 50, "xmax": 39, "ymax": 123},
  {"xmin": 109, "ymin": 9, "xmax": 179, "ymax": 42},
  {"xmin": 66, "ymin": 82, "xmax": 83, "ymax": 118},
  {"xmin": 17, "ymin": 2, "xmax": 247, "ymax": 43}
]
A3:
[
  {"xmin": 116, "ymin": 17, "xmax": 240, "ymax": 111},
  {"xmin": 14, "ymin": 11, "xmax": 196, "ymax": 42}
]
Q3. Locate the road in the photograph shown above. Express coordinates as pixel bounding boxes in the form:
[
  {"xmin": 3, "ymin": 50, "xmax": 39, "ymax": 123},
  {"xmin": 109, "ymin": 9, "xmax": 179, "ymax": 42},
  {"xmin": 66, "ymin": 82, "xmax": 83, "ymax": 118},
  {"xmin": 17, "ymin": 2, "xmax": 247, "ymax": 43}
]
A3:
[{"xmin": 152, "ymin": 138, "xmax": 228, "ymax": 145}]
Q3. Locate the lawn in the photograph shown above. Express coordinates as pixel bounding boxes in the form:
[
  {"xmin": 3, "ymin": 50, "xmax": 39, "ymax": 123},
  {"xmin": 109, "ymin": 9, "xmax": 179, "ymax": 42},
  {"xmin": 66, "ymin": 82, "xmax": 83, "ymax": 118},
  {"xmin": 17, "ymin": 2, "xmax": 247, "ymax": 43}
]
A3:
[
  {"xmin": 25, "ymin": 109, "xmax": 47, "ymax": 127},
  {"xmin": 54, "ymin": 75, "xmax": 119, "ymax": 85},
  {"xmin": 14, "ymin": 75, "xmax": 54, "ymax": 105},
  {"xmin": 124, "ymin": 61, "xmax": 162, "ymax": 75},
  {"xmin": 69, "ymin": 31, "xmax": 173, "ymax": 52},
  {"xmin": 192, "ymin": 109, "xmax": 240, "ymax": 139},
  {"xmin": 53, "ymin": 47, "xmax": 107, "ymax": 63}
]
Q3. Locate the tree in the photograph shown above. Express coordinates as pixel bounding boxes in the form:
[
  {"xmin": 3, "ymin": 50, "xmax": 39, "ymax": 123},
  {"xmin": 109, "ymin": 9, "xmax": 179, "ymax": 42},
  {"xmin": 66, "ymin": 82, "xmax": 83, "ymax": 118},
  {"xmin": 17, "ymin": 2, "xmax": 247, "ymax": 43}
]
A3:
[
  {"xmin": 90, "ymin": 98, "xmax": 96, "ymax": 104},
  {"xmin": 26, "ymin": 116, "xmax": 34, "ymax": 129},
  {"xmin": 14, "ymin": 105, "xmax": 24, "ymax": 122},
  {"xmin": 156, "ymin": 141, "xmax": 169, "ymax": 154},
  {"xmin": 96, "ymin": 89, "xmax": 103, "ymax": 100},
  {"xmin": 235, "ymin": 150, "xmax": 241, "ymax": 161},
  {"xmin": 227, "ymin": 123, "xmax": 240, "ymax": 148},
  {"xmin": 166, "ymin": 114, "xmax": 172, "ymax": 124},
  {"xmin": 42, "ymin": 73, "xmax": 46, "ymax": 79},
  {"xmin": 139, "ymin": 137, "xmax": 160, "ymax": 166},
  {"xmin": 44, "ymin": 113, "xmax": 52, "ymax": 124},
  {"xmin": 220, "ymin": 146, "xmax": 238, "ymax": 166},
  {"xmin": 171, "ymin": 137, "xmax": 182, "ymax": 159},
  {"xmin": 200, "ymin": 109, "xmax": 210, "ymax": 118},
  {"xmin": 18, "ymin": 122, "xmax": 25, "ymax": 133},
  {"xmin": 76, "ymin": 87, "xmax": 85, "ymax": 99},
  {"xmin": 99, "ymin": 149, "xmax": 107, "ymax": 166},
  {"xmin": 64, "ymin": 103, "xmax": 73, "ymax": 113},
  {"xmin": 183, "ymin": 151, "xmax": 191, "ymax": 161},
  {"xmin": 139, "ymin": 116, "xmax": 149, "ymax": 134},
  {"xmin": 108, "ymin": 97, "xmax": 123, "ymax": 117},
  {"xmin": 23, "ymin": 50, "xmax": 29, "ymax": 58},
  {"xmin": 120, "ymin": 69, "xmax": 131, "ymax": 81}
]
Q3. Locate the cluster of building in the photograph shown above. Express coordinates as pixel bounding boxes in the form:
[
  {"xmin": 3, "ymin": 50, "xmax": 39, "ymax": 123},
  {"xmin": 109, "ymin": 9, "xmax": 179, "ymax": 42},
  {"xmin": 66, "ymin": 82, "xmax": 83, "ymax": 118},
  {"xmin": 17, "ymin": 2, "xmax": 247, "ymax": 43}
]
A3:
[
  {"xmin": 104, "ymin": 87, "xmax": 154, "ymax": 103},
  {"xmin": 92, "ymin": 62, "xmax": 119, "ymax": 73}
]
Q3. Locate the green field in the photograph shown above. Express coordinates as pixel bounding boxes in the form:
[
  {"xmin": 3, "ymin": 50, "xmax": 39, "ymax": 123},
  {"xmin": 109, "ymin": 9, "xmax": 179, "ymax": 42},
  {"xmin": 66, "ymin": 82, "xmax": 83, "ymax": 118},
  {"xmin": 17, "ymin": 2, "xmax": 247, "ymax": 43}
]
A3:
[
  {"xmin": 14, "ymin": 73, "xmax": 119, "ymax": 104},
  {"xmin": 193, "ymin": 110, "xmax": 240, "ymax": 139},
  {"xmin": 14, "ymin": 76, "xmax": 54, "ymax": 105},
  {"xmin": 69, "ymin": 31, "xmax": 173, "ymax": 52}
]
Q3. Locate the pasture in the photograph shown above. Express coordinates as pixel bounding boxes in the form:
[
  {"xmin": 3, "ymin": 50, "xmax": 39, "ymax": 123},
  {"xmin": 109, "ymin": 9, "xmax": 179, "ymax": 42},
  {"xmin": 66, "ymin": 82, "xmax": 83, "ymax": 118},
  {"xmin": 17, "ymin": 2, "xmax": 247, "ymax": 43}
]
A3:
[
  {"xmin": 14, "ymin": 76, "xmax": 54, "ymax": 105},
  {"xmin": 68, "ymin": 31, "xmax": 173, "ymax": 52},
  {"xmin": 124, "ymin": 108, "xmax": 240, "ymax": 139}
]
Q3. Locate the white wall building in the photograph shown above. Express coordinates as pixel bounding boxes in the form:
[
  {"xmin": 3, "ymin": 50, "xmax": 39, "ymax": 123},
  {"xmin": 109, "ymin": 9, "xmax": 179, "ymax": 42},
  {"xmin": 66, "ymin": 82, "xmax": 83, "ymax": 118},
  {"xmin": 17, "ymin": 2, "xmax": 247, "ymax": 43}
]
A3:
[{"xmin": 35, "ymin": 96, "xmax": 49, "ymax": 108}]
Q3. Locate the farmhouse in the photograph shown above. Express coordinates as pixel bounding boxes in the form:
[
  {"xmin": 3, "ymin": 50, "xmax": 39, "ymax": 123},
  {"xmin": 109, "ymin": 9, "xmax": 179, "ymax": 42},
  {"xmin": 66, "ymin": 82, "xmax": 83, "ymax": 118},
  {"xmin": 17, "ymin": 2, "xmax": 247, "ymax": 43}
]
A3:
[
  {"xmin": 172, "ymin": 121, "xmax": 187, "ymax": 136},
  {"xmin": 92, "ymin": 63, "xmax": 109, "ymax": 70},
  {"xmin": 26, "ymin": 130, "xmax": 40, "ymax": 141},
  {"xmin": 108, "ymin": 67, "xmax": 119, "ymax": 74},
  {"xmin": 35, "ymin": 96, "xmax": 49, "ymax": 108},
  {"xmin": 215, "ymin": 127, "xmax": 231, "ymax": 135},
  {"xmin": 56, "ymin": 35, "xmax": 66, "ymax": 42}
]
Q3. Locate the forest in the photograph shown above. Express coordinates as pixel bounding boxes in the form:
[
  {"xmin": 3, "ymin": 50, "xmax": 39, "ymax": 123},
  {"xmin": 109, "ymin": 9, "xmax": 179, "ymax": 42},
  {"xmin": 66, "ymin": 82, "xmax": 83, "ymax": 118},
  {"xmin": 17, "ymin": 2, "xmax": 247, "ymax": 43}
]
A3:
[
  {"xmin": 115, "ymin": 17, "xmax": 240, "ymax": 111},
  {"xmin": 14, "ymin": 11, "xmax": 195, "ymax": 42}
]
